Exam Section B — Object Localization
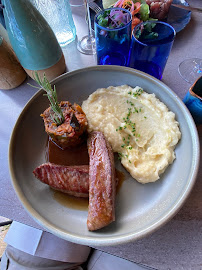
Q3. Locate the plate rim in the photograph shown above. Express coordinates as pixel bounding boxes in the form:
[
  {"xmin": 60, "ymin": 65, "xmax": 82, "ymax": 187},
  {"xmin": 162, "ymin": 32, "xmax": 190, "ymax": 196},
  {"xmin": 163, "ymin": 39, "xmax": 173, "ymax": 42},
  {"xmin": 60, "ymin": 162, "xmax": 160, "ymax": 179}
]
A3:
[{"xmin": 8, "ymin": 65, "xmax": 200, "ymax": 246}]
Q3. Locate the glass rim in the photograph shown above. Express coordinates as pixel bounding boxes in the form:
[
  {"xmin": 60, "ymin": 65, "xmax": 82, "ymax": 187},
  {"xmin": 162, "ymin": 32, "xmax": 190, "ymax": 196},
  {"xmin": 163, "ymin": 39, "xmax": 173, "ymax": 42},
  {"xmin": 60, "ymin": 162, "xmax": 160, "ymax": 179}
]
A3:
[
  {"xmin": 94, "ymin": 7, "xmax": 132, "ymax": 31},
  {"xmin": 132, "ymin": 20, "xmax": 176, "ymax": 47}
]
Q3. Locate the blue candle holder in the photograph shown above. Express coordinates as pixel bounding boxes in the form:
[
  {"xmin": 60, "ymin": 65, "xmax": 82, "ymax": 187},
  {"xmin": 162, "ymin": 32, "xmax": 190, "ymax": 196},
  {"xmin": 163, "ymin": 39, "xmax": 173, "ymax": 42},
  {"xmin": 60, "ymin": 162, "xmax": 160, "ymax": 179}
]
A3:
[{"xmin": 183, "ymin": 76, "xmax": 202, "ymax": 125}]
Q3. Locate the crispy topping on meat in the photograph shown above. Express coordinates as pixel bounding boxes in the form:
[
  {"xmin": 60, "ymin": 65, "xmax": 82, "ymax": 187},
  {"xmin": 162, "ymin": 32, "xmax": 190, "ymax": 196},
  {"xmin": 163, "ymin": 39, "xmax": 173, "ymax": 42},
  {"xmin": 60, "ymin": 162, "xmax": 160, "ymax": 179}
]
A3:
[{"xmin": 41, "ymin": 101, "xmax": 88, "ymax": 149}]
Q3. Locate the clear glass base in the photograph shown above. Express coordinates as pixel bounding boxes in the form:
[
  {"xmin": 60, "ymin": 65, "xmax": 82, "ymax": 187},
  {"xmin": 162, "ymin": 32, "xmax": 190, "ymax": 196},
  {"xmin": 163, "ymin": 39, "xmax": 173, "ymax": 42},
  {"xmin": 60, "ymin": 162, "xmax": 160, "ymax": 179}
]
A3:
[
  {"xmin": 56, "ymin": 30, "xmax": 76, "ymax": 47},
  {"xmin": 178, "ymin": 58, "xmax": 202, "ymax": 84},
  {"xmin": 70, "ymin": 0, "xmax": 94, "ymax": 7},
  {"xmin": 77, "ymin": 35, "xmax": 96, "ymax": 55}
]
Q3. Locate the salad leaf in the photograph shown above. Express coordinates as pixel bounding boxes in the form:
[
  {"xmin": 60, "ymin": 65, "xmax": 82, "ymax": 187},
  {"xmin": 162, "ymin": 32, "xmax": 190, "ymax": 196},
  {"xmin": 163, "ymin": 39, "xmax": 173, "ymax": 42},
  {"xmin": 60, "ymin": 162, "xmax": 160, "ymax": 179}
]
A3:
[
  {"xmin": 97, "ymin": 10, "xmax": 110, "ymax": 27},
  {"xmin": 102, "ymin": 0, "xmax": 146, "ymax": 9},
  {"xmin": 97, "ymin": 9, "xmax": 131, "ymax": 29},
  {"xmin": 135, "ymin": 22, "xmax": 158, "ymax": 40},
  {"xmin": 140, "ymin": 3, "xmax": 150, "ymax": 21}
]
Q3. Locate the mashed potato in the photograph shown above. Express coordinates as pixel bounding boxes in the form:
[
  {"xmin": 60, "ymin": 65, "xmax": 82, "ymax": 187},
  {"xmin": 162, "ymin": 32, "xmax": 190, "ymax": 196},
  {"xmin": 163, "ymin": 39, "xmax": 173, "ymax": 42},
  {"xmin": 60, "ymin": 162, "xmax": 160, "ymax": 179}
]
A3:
[{"xmin": 82, "ymin": 85, "xmax": 181, "ymax": 183}]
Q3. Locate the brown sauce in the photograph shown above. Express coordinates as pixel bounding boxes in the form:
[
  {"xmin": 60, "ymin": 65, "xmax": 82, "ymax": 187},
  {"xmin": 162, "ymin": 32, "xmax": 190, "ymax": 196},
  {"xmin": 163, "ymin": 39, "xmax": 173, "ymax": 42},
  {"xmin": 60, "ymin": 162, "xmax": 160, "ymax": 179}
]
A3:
[
  {"xmin": 46, "ymin": 138, "xmax": 89, "ymax": 166},
  {"xmin": 53, "ymin": 191, "xmax": 89, "ymax": 211},
  {"xmin": 46, "ymin": 137, "xmax": 125, "ymax": 210},
  {"xmin": 116, "ymin": 170, "xmax": 125, "ymax": 194}
]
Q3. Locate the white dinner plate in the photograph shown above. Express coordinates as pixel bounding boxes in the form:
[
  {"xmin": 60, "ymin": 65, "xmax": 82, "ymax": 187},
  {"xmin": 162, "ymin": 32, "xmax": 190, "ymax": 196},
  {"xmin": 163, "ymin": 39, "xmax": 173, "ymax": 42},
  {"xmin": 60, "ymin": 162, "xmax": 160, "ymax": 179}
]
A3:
[{"xmin": 9, "ymin": 66, "xmax": 199, "ymax": 246}]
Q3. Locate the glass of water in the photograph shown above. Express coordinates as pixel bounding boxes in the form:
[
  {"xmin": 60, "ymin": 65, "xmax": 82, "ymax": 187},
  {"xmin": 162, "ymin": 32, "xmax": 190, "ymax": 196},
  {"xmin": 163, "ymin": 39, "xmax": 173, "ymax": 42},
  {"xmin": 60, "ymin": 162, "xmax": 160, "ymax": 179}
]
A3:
[
  {"xmin": 30, "ymin": 0, "xmax": 76, "ymax": 47},
  {"xmin": 69, "ymin": 0, "xmax": 84, "ymax": 6},
  {"xmin": 69, "ymin": 0, "xmax": 94, "ymax": 8}
]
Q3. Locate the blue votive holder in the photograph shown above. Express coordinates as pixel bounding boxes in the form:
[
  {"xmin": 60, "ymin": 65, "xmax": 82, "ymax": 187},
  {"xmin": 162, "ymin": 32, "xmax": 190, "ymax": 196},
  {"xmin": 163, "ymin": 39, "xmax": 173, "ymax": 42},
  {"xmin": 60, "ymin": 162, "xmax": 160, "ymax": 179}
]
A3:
[
  {"xmin": 129, "ymin": 21, "xmax": 176, "ymax": 80},
  {"xmin": 183, "ymin": 76, "xmax": 202, "ymax": 125},
  {"xmin": 94, "ymin": 8, "xmax": 132, "ymax": 66}
]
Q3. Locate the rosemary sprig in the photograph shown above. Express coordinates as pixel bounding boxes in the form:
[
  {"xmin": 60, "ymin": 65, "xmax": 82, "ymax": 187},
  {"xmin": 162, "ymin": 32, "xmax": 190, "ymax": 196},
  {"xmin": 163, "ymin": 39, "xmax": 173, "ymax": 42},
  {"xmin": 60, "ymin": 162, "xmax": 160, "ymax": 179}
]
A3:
[{"xmin": 31, "ymin": 72, "xmax": 65, "ymax": 126}]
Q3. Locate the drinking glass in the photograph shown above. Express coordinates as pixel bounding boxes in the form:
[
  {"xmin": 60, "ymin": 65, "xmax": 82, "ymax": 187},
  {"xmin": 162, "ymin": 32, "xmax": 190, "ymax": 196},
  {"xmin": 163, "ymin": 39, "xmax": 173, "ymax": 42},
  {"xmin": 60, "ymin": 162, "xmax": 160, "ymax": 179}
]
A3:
[
  {"xmin": 129, "ymin": 21, "xmax": 176, "ymax": 80},
  {"xmin": 29, "ymin": 0, "xmax": 76, "ymax": 47},
  {"xmin": 69, "ymin": 0, "xmax": 84, "ymax": 6},
  {"xmin": 69, "ymin": 0, "xmax": 93, "ymax": 7},
  {"xmin": 77, "ymin": 0, "xmax": 96, "ymax": 55},
  {"xmin": 94, "ymin": 8, "xmax": 132, "ymax": 66},
  {"xmin": 178, "ymin": 58, "xmax": 202, "ymax": 85}
]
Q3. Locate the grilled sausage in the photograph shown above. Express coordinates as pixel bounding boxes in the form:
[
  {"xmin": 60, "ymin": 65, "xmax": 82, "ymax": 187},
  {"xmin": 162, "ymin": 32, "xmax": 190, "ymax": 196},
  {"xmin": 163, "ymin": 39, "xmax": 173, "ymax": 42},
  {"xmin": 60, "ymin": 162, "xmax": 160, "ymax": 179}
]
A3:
[
  {"xmin": 87, "ymin": 131, "xmax": 116, "ymax": 231},
  {"xmin": 33, "ymin": 163, "xmax": 89, "ymax": 198}
]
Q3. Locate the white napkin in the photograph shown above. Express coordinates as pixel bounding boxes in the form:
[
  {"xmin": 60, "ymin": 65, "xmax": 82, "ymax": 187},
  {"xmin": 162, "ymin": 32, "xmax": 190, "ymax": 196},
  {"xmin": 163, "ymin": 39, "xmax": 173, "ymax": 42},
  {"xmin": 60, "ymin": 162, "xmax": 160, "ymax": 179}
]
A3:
[{"xmin": 4, "ymin": 221, "xmax": 91, "ymax": 263}]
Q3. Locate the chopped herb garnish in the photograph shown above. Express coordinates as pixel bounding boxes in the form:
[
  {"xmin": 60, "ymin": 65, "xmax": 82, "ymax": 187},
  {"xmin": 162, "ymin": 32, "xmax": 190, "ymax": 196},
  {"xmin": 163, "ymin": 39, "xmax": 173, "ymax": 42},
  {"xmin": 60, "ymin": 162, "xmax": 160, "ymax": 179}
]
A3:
[
  {"xmin": 118, "ymin": 152, "xmax": 124, "ymax": 160},
  {"xmin": 115, "ymin": 88, "xmax": 144, "ymax": 162},
  {"xmin": 133, "ymin": 88, "xmax": 143, "ymax": 97}
]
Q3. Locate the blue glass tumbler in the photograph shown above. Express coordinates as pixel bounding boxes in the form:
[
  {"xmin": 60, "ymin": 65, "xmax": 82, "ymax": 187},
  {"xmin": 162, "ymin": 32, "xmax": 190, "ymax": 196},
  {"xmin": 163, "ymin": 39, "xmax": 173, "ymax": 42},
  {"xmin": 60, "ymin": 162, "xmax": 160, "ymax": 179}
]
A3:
[
  {"xmin": 129, "ymin": 21, "xmax": 176, "ymax": 80},
  {"xmin": 94, "ymin": 8, "xmax": 132, "ymax": 66}
]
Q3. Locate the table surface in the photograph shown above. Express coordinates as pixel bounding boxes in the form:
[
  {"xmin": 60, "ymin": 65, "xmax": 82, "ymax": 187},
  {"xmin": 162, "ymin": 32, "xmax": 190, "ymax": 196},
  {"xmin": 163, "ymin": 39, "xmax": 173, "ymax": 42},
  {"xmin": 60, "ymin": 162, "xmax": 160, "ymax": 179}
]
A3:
[{"xmin": 1, "ymin": 1, "xmax": 202, "ymax": 269}]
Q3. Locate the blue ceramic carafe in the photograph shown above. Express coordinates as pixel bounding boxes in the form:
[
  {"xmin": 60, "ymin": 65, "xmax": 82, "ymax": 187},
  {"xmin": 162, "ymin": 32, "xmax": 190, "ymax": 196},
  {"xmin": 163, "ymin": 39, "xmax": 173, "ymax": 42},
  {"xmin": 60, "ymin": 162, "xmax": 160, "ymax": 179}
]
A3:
[{"xmin": 2, "ymin": 0, "xmax": 66, "ymax": 80}]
